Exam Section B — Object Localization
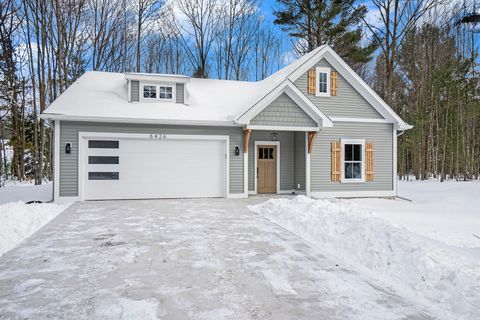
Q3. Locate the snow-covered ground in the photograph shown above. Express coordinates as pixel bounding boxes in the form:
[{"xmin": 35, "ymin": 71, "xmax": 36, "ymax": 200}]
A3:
[
  {"xmin": 0, "ymin": 182, "xmax": 69, "ymax": 256},
  {"xmin": 354, "ymin": 180, "xmax": 480, "ymax": 247},
  {"xmin": 249, "ymin": 180, "xmax": 480, "ymax": 320},
  {"xmin": 0, "ymin": 181, "xmax": 53, "ymax": 205}
]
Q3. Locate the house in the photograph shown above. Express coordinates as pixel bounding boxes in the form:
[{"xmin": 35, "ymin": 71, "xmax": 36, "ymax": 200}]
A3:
[{"xmin": 41, "ymin": 45, "xmax": 412, "ymax": 202}]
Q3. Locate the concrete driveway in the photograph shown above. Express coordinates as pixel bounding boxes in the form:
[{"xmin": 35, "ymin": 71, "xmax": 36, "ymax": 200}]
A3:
[{"xmin": 0, "ymin": 198, "xmax": 435, "ymax": 319}]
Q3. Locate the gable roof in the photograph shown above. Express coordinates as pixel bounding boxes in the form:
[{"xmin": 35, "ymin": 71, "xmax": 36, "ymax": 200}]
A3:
[
  {"xmin": 235, "ymin": 79, "xmax": 333, "ymax": 128},
  {"xmin": 41, "ymin": 45, "xmax": 411, "ymax": 130}
]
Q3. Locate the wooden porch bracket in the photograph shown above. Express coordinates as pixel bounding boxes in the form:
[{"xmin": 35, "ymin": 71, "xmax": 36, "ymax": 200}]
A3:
[
  {"xmin": 243, "ymin": 129, "xmax": 252, "ymax": 153},
  {"xmin": 307, "ymin": 131, "xmax": 318, "ymax": 154}
]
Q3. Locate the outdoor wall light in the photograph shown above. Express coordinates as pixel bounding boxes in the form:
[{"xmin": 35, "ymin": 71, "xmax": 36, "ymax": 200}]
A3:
[
  {"xmin": 234, "ymin": 145, "xmax": 240, "ymax": 156},
  {"xmin": 271, "ymin": 131, "xmax": 278, "ymax": 141},
  {"xmin": 65, "ymin": 142, "xmax": 72, "ymax": 154}
]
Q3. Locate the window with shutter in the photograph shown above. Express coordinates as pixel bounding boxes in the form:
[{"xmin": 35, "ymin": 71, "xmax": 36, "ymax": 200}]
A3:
[
  {"xmin": 340, "ymin": 139, "xmax": 365, "ymax": 183},
  {"xmin": 315, "ymin": 67, "xmax": 331, "ymax": 97}
]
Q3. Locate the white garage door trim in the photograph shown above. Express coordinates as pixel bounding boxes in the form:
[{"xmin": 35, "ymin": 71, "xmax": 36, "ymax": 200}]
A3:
[{"xmin": 78, "ymin": 132, "xmax": 230, "ymax": 200}]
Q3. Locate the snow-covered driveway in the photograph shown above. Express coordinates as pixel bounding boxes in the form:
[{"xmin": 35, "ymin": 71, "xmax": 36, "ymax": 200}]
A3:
[{"xmin": 0, "ymin": 198, "xmax": 436, "ymax": 320}]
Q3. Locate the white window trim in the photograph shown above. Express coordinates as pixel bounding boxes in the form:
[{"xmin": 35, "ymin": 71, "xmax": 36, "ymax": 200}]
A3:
[
  {"xmin": 315, "ymin": 67, "xmax": 330, "ymax": 97},
  {"xmin": 141, "ymin": 83, "xmax": 176, "ymax": 102},
  {"xmin": 341, "ymin": 138, "xmax": 365, "ymax": 183}
]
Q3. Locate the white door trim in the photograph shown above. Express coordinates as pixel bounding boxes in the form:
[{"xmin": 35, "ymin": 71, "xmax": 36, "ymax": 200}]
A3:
[
  {"xmin": 78, "ymin": 132, "xmax": 230, "ymax": 200},
  {"xmin": 253, "ymin": 141, "xmax": 280, "ymax": 194}
]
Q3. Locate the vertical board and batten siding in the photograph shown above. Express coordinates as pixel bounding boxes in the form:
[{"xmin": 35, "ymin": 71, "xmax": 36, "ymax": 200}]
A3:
[
  {"xmin": 294, "ymin": 59, "xmax": 383, "ymax": 119},
  {"xmin": 59, "ymin": 121, "xmax": 243, "ymax": 197},
  {"xmin": 311, "ymin": 122, "xmax": 393, "ymax": 191},
  {"xmin": 294, "ymin": 132, "xmax": 306, "ymax": 191},
  {"xmin": 176, "ymin": 83, "xmax": 184, "ymax": 104},
  {"xmin": 250, "ymin": 93, "xmax": 317, "ymax": 127},
  {"xmin": 248, "ymin": 131, "xmax": 295, "ymax": 191},
  {"xmin": 130, "ymin": 80, "xmax": 139, "ymax": 102}
]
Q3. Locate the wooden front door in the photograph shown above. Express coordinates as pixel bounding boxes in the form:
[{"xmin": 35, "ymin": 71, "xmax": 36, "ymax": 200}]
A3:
[{"xmin": 257, "ymin": 145, "xmax": 277, "ymax": 194}]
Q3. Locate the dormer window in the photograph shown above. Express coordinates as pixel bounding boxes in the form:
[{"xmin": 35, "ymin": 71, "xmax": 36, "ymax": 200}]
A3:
[
  {"xmin": 143, "ymin": 85, "xmax": 157, "ymax": 98},
  {"xmin": 141, "ymin": 83, "xmax": 175, "ymax": 102},
  {"xmin": 159, "ymin": 86, "xmax": 173, "ymax": 99}
]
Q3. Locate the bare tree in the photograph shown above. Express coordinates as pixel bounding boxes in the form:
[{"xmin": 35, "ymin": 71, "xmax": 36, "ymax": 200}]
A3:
[
  {"xmin": 135, "ymin": 0, "xmax": 163, "ymax": 72},
  {"xmin": 0, "ymin": 0, "xmax": 26, "ymax": 181},
  {"xmin": 166, "ymin": 0, "xmax": 218, "ymax": 78},
  {"xmin": 362, "ymin": 0, "xmax": 439, "ymax": 105}
]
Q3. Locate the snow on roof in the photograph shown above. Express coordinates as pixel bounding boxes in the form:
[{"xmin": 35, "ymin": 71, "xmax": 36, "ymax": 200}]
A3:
[
  {"xmin": 41, "ymin": 45, "xmax": 411, "ymax": 129},
  {"xmin": 41, "ymin": 46, "xmax": 326, "ymax": 125},
  {"xmin": 42, "ymin": 72, "xmax": 264, "ymax": 124}
]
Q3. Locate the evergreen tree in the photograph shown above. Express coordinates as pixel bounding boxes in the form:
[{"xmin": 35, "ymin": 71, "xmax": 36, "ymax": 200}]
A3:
[{"xmin": 273, "ymin": 0, "xmax": 376, "ymax": 65}]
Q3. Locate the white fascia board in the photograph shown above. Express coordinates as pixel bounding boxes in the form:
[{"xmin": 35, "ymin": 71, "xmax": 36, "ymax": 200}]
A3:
[
  {"xmin": 124, "ymin": 73, "xmax": 190, "ymax": 84},
  {"xmin": 246, "ymin": 125, "xmax": 319, "ymax": 132},
  {"xmin": 40, "ymin": 114, "xmax": 241, "ymax": 127},
  {"xmin": 235, "ymin": 80, "xmax": 332, "ymax": 128},
  {"xmin": 287, "ymin": 46, "xmax": 412, "ymax": 131}
]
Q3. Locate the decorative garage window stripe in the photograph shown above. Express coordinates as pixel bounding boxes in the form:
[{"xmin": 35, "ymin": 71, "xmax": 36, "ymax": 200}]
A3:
[
  {"xmin": 88, "ymin": 172, "xmax": 119, "ymax": 180},
  {"xmin": 88, "ymin": 156, "xmax": 119, "ymax": 164},
  {"xmin": 88, "ymin": 140, "xmax": 119, "ymax": 148}
]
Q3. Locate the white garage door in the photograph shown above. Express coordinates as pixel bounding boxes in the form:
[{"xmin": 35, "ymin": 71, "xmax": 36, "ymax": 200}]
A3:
[{"xmin": 81, "ymin": 134, "xmax": 228, "ymax": 200}]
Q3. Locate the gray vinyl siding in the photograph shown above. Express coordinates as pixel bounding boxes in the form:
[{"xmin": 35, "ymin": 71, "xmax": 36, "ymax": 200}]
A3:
[
  {"xmin": 294, "ymin": 59, "xmax": 383, "ymax": 119},
  {"xmin": 176, "ymin": 83, "xmax": 184, "ymax": 104},
  {"xmin": 131, "ymin": 80, "xmax": 139, "ymax": 102},
  {"xmin": 248, "ymin": 131, "xmax": 295, "ymax": 192},
  {"xmin": 294, "ymin": 132, "xmax": 306, "ymax": 191},
  {"xmin": 310, "ymin": 122, "xmax": 393, "ymax": 192},
  {"xmin": 59, "ymin": 121, "xmax": 243, "ymax": 197},
  {"xmin": 250, "ymin": 93, "xmax": 317, "ymax": 127}
]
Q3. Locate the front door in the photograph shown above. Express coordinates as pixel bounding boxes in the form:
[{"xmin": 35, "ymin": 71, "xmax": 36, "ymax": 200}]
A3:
[{"xmin": 257, "ymin": 145, "xmax": 277, "ymax": 194}]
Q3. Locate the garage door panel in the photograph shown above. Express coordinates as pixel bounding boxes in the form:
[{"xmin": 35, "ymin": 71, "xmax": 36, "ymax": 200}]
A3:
[{"xmin": 83, "ymin": 136, "xmax": 227, "ymax": 200}]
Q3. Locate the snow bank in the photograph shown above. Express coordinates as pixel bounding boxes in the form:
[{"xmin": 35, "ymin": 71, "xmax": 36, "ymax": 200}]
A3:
[
  {"xmin": 353, "ymin": 180, "xmax": 480, "ymax": 247},
  {"xmin": 249, "ymin": 196, "xmax": 480, "ymax": 319},
  {"xmin": 0, "ymin": 181, "xmax": 53, "ymax": 205},
  {"xmin": 0, "ymin": 202, "xmax": 69, "ymax": 256}
]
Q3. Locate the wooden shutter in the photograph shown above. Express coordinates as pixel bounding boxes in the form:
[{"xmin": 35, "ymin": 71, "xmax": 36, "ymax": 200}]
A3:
[
  {"xmin": 330, "ymin": 71, "xmax": 338, "ymax": 96},
  {"xmin": 331, "ymin": 141, "xmax": 341, "ymax": 182},
  {"xmin": 308, "ymin": 69, "xmax": 316, "ymax": 94},
  {"xmin": 365, "ymin": 142, "xmax": 374, "ymax": 181}
]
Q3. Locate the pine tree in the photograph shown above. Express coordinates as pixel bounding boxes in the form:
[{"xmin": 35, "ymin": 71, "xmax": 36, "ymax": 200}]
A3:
[{"xmin": 273, "ymin": 0, "xmax": 376, "ymax": 65}]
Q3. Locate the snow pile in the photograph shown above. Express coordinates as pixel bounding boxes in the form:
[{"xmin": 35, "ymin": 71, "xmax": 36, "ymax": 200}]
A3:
[
  {"xmin": 0, "ymin": 202, "xmax": 69, "ymax": 256},
  {"xmin": 353, "ymin": 180, "xmax": 480, "ymax": 247},
  {"xmin": 249, "ymin": 196, "xmax": 480, "ymax": 319},
  {"xmin": 0, "ymin": 181, "xmax": 53, "ymax": 205}
]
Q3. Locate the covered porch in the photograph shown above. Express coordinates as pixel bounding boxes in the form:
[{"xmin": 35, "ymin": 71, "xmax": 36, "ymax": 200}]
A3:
[
  {"xmin": 234, "ymin": 79, "xmax": 333, "ymax": 197},
  {"xmin": 242, "ymin": 128, "xmax": 319, "ymax": 196}
]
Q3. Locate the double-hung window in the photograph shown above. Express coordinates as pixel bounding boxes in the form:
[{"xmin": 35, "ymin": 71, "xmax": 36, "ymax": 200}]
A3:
[
  {"xmin": 341, "ymin": 139, "xmax": 365, "ymax": 182},
  {"xmin": 142, "ymin": 84, "xmax": 174, "ymax": 101},
  {"xmin": 315, "ymin": 67, "xmax": 330, "ymax": 97},
  {"xmin": 159, "ymin": 86, "xmax": 173, "ymax": 99},
  {"xmin": 143, "ymin": 85, "xmax": 157, "ymax": 98}
]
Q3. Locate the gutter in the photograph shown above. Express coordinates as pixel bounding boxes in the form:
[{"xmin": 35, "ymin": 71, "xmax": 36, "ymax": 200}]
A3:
[{"xmin": 39, "ymin": 114, "xmax": 242, "ymax": 127}]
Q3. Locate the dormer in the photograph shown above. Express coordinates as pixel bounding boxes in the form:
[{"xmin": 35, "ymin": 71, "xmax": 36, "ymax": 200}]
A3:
[{"xmin": 125, "ymin": 73, "xmax": 190, "ymax": 104}]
